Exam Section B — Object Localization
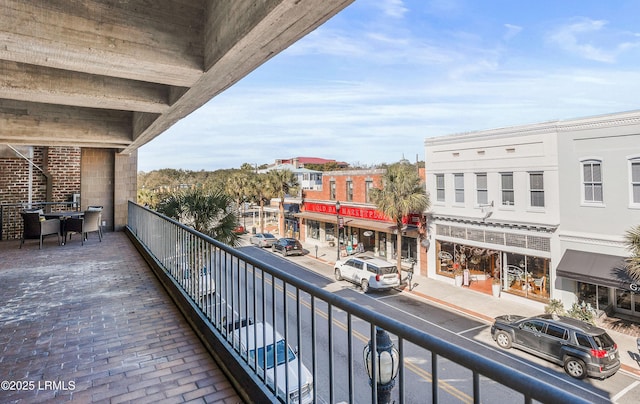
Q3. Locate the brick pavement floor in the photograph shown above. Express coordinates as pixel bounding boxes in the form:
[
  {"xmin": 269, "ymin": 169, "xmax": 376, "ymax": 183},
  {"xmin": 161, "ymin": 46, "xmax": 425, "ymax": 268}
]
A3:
[{"xmin": 0, "ymin": 232, "xmax": 243, "ymax": 403}]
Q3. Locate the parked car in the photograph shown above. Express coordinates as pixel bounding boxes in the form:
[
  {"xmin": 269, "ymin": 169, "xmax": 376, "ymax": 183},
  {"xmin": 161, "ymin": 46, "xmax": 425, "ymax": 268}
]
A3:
[
  {"xmin": 180, "ymin": 266, "xmax": 215, "ymax": 306},
  {"xmin": 250, "ymin": 233, "xmax": 277, "ymax": 248},
  {"xmin": 232, "ymin": 321, "xmax": 314, "ymax": 404},
  {"xmin": 334, "ymin": 255, "xmax": 400, "ymax": 293},
  {"xmin": 272, "ymin": 238, "xmax": 304, "ymax": 256},
  {"xmin": 233, "ymin": 225, "xmax": 245, "ymax": 234},
  {"xmin": 491, "ymin": 313, "xmax": 620, "ymax": 379}
]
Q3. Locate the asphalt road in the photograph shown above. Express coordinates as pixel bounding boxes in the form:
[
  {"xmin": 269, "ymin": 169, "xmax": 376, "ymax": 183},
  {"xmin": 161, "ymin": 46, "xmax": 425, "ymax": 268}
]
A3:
[{"xmin": 229, "ymin": 243, "xmax": 640, "ymax": 403}]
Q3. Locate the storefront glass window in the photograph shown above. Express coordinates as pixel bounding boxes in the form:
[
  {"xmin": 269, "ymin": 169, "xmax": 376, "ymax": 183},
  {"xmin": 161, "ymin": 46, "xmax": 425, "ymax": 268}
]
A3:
[
  {"xmin": 598, "ymin": 285, "xmax": 609, "ymax": 309},
  {"xmin": 616, "ymin": 290, "xmax": 632, "ymax": 311},
  {"xmin": 616, "ymin": 288, "xmax": 640, "ymax": 315},
  {"xmin": 434, "ymin": 240, "xmax": 549, "ymax": 301},
  {"xmin": 577, "ymin": 282, "xmax": 610, "ymax": 311},
  {"xmin": 503, "ymin": 252, "xmax": 549, "ymax": 301},
  {"xmin": 307, "ymin": 220, "xmax": 320, "ymax": 240},
  {"xmin": 436, "ymin": 241, "xmax": 455, "ymax": 276},
  {"xmin": 578, "ymin": 282, "xmax": 597, "ymax": 308},
  {"xmin": 359, "ymin": 230, "xmax": 374, "ymax": 252},
  {"xmin": 325, "ymin": 222, "xmax": 335, "ymax": 241},
  {"xmin": 378, "ymin": 235, "xmax": 386, "ymax": 258},
  {"xmin": 466, "ymin": 247, "xmax": 493, "ymax": 276},
  {"xmin": 401, "ymin": 235, "xmax": 416, "ymax": 259}
]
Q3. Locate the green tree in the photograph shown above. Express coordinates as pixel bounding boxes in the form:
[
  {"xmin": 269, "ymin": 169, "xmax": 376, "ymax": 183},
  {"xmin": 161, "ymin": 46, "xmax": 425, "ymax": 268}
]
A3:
[
  {"xmin": 240, "ymin": 162, "xmax": 256, "ymax": 172},
  {"xmin": 156, "ymin": 188, "xmax": 239, "ymax": 246},
  {"xmin": 251, "ymin": 173, "xmax": 275, "ymax": 234},
  {"xmin": 624, "ymin": 224, "xmax": 640, "ymax": 282},
  {"xmin": 225, "ymin": 170, "xmax": 255, "ymax": 229},
  {"xmin": 370, "ymin": 161, "xmax": 430, "ymax": 272},
  {"xmin": 137, "ymin": 188, "xmax": 158, "ymax": 208},
  {"xmin": 267, "ymin": 169, "xmax": 300, "ymax": 236}
]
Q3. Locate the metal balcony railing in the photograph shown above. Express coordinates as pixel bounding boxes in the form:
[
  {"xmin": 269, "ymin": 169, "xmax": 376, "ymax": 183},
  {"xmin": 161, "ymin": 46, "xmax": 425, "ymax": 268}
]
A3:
[{"xmin": 126, "ymin": 201, "xmax": 593, "ymax": 404}]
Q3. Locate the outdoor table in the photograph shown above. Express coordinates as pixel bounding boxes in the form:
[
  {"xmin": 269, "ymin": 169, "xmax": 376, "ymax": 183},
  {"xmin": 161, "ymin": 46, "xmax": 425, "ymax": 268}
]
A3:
[{"xmin": 43, "ymin": 211, "xmax": 84, "ymax": 245}]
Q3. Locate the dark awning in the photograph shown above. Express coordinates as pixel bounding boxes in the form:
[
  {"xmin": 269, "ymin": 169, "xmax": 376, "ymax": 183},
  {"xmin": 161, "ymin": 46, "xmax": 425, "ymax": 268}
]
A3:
[
  {"xmin": 556, "ymin": 249, "xmax": 637, "ymax": 291},
  {"xmin": 294, "ymin": 211, "xmax": 337, "ymax": 222}
]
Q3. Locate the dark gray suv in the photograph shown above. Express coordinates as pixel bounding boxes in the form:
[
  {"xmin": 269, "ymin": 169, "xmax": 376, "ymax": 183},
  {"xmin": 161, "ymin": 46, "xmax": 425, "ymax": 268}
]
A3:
[{"xmin": 491, "ymin": 313, "xmax": 620, "ymax": 379}]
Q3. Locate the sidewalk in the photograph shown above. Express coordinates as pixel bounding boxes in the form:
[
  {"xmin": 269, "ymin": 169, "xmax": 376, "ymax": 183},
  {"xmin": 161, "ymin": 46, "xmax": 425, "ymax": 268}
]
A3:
[{"xmin": 297, "ymin": 241, "xmax": 640, "ymax": 379}]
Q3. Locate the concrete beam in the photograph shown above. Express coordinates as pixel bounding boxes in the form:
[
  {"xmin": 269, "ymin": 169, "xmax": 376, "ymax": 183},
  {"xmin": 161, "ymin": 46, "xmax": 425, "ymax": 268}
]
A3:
[
  {"xmin": 124, "ymin": 0, "xmax": 355, "ymax": 152},
  {"xmin": 0, "ymin": 100, "xmax": 131, "ymax": 147},
  {"xmin": 0, "ymin": 61, "xmax": 173, "ymax": 113},
  {"xmin": 0, "ymin": 0, "xmax": 204, "ymax": 87},
  {"xmin": 0, "ymin": 0, "xmax": 354, "ymax": 151}
]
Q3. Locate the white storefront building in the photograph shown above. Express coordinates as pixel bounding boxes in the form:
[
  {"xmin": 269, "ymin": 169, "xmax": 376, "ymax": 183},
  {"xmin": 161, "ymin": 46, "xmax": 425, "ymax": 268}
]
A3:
[{"xmin": 425, "ymin": 111, "xmax": 640, "ymax": 317}]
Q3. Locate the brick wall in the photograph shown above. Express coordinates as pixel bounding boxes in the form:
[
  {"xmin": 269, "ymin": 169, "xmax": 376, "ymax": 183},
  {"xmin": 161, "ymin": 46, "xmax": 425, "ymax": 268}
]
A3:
[
  {"xmin": 2, "ymin": 146, "xmax": 136, "ymax": 239},
  {"xmin": 304, "ymin": 169, "xmax": 384, "ymax": 203},
  {"xmin": 0, "ymin": 146, "xmax": 81, "ymax": 204},
  {"xmin": 48, "ymin": 146, "xmax": 82, "ymax": 203},
  {"xmin": 1, "ymin": 146, "xmax": 81, "ymax": 239}
]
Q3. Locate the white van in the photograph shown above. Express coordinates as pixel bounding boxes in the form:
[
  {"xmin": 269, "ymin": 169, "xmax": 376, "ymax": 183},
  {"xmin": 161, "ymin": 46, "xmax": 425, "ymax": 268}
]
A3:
[{"xmin": 233, "ymin": 322, "xmax": 314, "ymax": 403}]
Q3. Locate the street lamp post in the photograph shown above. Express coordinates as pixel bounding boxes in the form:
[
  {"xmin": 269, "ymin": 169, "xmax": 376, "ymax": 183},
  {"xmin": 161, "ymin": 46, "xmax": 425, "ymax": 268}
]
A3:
[
  {"xmin": 335, "ymin": 201, "xmax": 341, "ymax": 260},
  {"xmin": 363, "ymin": 327, "xmax": 400, "ymax": 404}
]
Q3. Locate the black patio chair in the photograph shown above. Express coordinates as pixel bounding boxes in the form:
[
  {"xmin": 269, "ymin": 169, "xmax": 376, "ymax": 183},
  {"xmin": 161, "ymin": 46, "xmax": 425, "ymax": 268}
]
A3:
[
  {"xmin": 20, "ymin": 211, "xmax": 61, "ymax": 249},
  {"xmin": 64, "ymin": 209, "xmax": 102, "ymax": 245}
]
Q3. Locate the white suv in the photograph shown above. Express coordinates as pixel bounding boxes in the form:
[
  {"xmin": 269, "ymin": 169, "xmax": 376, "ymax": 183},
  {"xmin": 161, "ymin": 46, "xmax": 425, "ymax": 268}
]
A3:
[
  {"xmin": 233, "ymin": 322, "xmax": 314, "ymax": 404},
  {"xmin": 334, "ymin": 255, "xmax": 400, "ymax": 292}
]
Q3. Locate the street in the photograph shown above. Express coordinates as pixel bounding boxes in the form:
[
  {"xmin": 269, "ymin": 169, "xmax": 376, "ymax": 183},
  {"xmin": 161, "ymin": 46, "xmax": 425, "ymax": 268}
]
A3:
[{"xmin": 227, "ymin": 239, "xmax": 640, "ymax": 403}]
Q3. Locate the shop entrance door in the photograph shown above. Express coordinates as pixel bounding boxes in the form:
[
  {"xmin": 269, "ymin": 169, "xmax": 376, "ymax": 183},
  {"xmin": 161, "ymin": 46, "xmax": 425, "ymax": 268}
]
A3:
[{"xmin": 615, "ymin": 289, "xmax": 640, "ymax": 316}]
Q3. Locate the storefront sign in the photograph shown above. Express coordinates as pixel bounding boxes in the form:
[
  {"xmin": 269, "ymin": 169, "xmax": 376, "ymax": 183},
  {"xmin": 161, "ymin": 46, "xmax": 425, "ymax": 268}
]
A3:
[{"xmin": 304, "ymin": 202, "xmax": 421, "ymax": 224}]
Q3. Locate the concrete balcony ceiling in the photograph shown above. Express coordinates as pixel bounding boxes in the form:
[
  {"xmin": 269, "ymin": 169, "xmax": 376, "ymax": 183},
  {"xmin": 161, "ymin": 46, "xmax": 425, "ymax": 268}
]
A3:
[{"xmin": 0, "ymin": 0, "xmax": 353, "ymax": 152}]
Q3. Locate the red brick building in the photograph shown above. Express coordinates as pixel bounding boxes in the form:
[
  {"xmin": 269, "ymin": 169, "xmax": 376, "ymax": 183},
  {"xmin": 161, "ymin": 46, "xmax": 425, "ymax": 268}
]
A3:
[{"xmin": 297, "ymin": 168, "xmax": 428, "ymax": 275}]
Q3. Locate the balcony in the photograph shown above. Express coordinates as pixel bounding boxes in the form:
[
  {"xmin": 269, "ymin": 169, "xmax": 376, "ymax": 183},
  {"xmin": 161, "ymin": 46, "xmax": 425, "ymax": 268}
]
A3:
[
  {"xmin": 0, "ymin": 225, "xmax": 241, "ymax": 403},
  {"xmin": 0, "ymin": 202, "xmax": 600, "ymax": 403}
]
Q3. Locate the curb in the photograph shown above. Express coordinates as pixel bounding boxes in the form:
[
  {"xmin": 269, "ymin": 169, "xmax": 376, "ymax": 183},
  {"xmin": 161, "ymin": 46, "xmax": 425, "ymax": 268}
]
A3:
[
  {"xmin": 406, "ymin": 286, "xmax": 640, "ymax": 379},
  {"xmin": 302, "ymin": 248, "xmax": 640, "ymax": 379}
]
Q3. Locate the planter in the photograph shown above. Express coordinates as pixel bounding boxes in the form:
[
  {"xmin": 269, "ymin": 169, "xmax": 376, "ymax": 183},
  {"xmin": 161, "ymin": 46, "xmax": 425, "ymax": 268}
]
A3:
[{"xmin": 492, "ymin": 283, "xmax": 501, "ymax": 297}]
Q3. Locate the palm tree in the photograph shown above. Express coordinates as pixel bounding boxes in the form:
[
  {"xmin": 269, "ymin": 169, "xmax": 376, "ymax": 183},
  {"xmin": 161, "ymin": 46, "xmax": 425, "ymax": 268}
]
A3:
[
  {"xmin": 624, "ymin": 224, "xmax": 640, "ymax": 282},
  {"xmin": 137, "ymin": 188, "xmax": 157, "ymax": 208},
  {"xmin": 156, "ymin": 187, "xmax": 239, "ymax": 246},
  {"xmin": 225, "ymin": 170, "xmax": 254, "ymax": 229},
  {"xmin": 251, "ymin": 173, "xmax": 275, "ymax": 234},
  {"xmin": 371, "ymin": 161, "xmax": 431, "ymax": 272},
  {"xmin": 267, "ymin": 169, "xmax": 300, "ymax": 237}
]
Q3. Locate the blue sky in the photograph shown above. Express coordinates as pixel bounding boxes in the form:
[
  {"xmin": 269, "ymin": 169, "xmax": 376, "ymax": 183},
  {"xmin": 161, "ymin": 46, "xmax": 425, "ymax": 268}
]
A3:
[{"xmin": 138, "ymin": 0, "xmax": 640, "ymax": 172}]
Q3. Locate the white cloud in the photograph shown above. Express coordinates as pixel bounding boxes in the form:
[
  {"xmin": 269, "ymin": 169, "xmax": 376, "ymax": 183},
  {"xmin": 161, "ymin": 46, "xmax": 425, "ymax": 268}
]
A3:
[
  {"xmin": 376, "ymin": 0, "xmax": 409, "ymax": 18},
  {"xmin": 548, "ymin": 18, "xmax": 640, "ymax": 63},
  {"xmin": 138, "ymin": 2, "xmax": 640, "ymax": 172},
  {"xmin": 503, "ymin": 24, "xmax": 522, "ymax": 41}
]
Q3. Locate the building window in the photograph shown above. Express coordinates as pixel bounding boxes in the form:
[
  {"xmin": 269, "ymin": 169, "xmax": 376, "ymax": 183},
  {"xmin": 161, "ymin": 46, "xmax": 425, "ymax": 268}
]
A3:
[
  {"xmin": 631, "ymin": 158, "xmax": 640, "ymax": 205},
  {"xmin": 306, "ymin": 220, "xmax": 320, "ymax": 239},
  {"xmin": 330, "ymin": 181, "xmax": 336, "ymax": 200},
  {"xmin": 582, "ymin": 160, "xmax": 603, "ymax": 203},
  {"xmin": 501, "ymin": 173, "xmax": 514, "ymax": 206},
  {"xmin": 529, "ymin": 172, "xmax": 544, "ymax": 208},
  {"xmin": 476, "ymin": 173, "xmax": 487, "ymax": 205},
  {"xmin": 454, "ymin": 173, "xmax": 464, "ymax": 203},
  {"xmin": 346, "ymin": 180, "xmax": 353, "ymax": 201},
  {"xmin": 577, "ymin": 282, "xmax": 609, "ymax": 311},
  {"xmin": 365, "ymin": 180, "xmax": 373, "ymax": 203},
  {"xmin": 435, "ymin": 174, "xmax": 445, "ymax": 202}
]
